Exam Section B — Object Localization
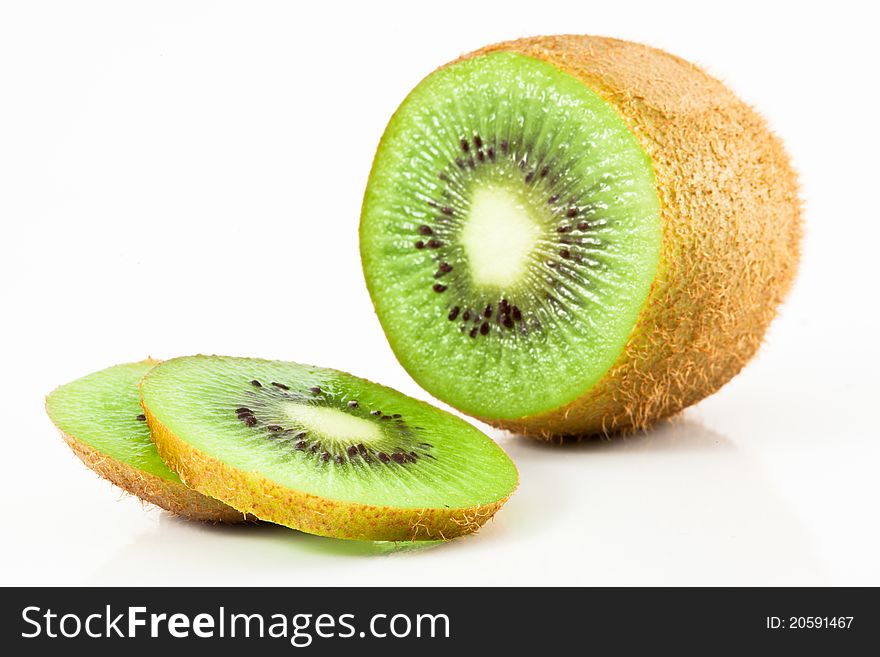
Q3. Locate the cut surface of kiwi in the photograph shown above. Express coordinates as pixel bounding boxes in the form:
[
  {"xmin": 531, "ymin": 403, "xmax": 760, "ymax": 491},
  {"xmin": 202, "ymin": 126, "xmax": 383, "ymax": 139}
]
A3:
[
  {"xmin": 140, "ymin": 355, "xmax": 518, "ymax": 541},
  {"xmin": 362, "ymin": 52, "xmax": 661, "ymax": 422},
  {"xmin": 361, "ymin": 36, "xmax": 801, "ymax": 437},
  {"xmin": 45, "ymin": 361, "xmax": 245, "ymax": 522}
]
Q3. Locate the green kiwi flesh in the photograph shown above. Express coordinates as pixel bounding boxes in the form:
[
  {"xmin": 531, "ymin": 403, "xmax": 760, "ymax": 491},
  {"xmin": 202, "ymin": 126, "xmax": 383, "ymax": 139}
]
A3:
[
  {"xmin": 46, "ymin": 361, "xmax": 243, "ymax": 522},
  {"xmin": 360, "ymin": 52, "xmax": 661, "ymax": 421},
  {"xmin": 140, "ymin": 356, "xmax": 518, "ymax": 541}
]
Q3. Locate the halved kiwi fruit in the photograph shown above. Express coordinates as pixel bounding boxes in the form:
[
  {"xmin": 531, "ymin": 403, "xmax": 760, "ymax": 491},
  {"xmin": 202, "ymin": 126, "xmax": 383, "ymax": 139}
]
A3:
[
  {"xmin": 360, "ymin": 35, "xmax": 801, "ymax": 437},
  {"xmin": 140, "ymin": 355, "xmax": 518, "ymax": 541},
  {"xmin": 45, "ymin": 361, "xmax": 245, "ymax": 522}
]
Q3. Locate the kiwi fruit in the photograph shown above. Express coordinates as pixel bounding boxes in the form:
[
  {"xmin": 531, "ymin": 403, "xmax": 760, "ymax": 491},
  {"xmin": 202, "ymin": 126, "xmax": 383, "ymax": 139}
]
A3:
[
  {"xmin": 45, "ymin": 360, "xmax": 245, "ymax": 522},
  {"xmin": 140, "ymin": 355, "xmax": 518, "ymax": 541},
  {"xmin": 360, "ymin": 35, "xmax": 801, "ymax": 438}
]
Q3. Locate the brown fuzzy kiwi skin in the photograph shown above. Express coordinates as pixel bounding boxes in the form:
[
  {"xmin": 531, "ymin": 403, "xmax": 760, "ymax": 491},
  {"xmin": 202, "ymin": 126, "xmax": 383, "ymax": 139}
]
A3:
[
  {"xmin": 56, "ymin": 427, "xmax": 248, "ymax": 523},
  {"xmin": 453, "ymin": 35, "xmax": 802, "ymax": 438},
  {"xmin": 142, "ymin": 402, "xmax": 510, "ymax": 541}
]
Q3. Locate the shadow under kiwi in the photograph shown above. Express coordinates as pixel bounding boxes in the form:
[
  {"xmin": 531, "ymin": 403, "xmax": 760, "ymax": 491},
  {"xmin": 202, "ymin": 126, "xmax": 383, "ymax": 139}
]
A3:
[
  {"xmin": 86, "ymin": 511, "xmax": 451, "ymax": 584},
  {"xmin": 503, "ymin": 413, "xmax": 734, "ymax": 452},
  {"xmin": 184, "ymin": 517, "xmax": 448, "ymax": 556}
]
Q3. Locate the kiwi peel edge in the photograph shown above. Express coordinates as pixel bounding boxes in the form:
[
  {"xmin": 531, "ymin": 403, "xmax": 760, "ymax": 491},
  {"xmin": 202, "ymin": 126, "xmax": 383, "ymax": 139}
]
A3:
[
  {"xmin": 142, "ymin": 399, "xmax": 512, "ymax": 542},
  {"xmin": 53, "ymin": 417, "xmax": 249, "ymax": 523}
]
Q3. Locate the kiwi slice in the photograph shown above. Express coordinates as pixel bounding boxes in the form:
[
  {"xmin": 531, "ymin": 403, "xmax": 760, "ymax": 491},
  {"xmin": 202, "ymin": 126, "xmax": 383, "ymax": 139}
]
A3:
[
  {"xmin": 46, "ymin": 361, "xmax": 245, "ymax": 522},
  {"xmin": 140, "ymin": 356, "xmax": 518, "ymax": 541},
  {"xmin": 360, "ymin": 35, "xmax": 801, "ymax": 437}
]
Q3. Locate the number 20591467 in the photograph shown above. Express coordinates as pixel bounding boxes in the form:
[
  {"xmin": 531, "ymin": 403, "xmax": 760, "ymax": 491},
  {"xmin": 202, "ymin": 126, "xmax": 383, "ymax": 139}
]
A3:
[{"xmin": 766, "ymin": 617, "xmax": 854, "ymax": 629}]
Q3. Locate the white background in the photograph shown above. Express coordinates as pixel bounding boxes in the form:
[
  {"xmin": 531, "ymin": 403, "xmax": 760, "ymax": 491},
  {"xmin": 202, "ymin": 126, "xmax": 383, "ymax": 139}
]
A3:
[{"xmin": 1, "ymin": 0, "xmax": 878, "ymax": 586}]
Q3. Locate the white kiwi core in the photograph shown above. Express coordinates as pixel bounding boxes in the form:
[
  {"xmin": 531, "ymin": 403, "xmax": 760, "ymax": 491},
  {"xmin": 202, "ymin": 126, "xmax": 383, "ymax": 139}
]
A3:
[
  {"xmin": 282, "ymin": 404, "xmax": 382, "ymax": 443},
  {"xmin": 460, "ymin": 186, "xmax": 542, "ymax": 289}
]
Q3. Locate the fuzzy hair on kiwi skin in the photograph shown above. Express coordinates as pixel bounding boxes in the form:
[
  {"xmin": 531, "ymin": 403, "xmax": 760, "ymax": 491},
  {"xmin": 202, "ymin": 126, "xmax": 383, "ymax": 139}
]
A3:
[
  {"xmin": 54, "ymin": 421, "xmax": 248, "ymax": 523},
  {"xmin": 142, "ymin": 401, "xmax": 512, "ymax": 541},
  {"xmin": 447, "ymin": 35, "xmax": 802, "ymax": 438},
  {"xmin": 46, "ymin": 359, "xmax": 248, "ymax": 523}
]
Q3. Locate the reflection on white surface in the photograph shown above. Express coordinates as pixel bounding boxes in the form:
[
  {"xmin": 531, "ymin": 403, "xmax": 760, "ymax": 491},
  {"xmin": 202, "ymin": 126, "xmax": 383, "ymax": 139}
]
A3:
[
  {"xmin": 84, "ymin": 417, "xmax": 825, "ymax": 586},
  {"xmin": 501, "ymin": 418, "xmax": 826, "ymax": 585}
]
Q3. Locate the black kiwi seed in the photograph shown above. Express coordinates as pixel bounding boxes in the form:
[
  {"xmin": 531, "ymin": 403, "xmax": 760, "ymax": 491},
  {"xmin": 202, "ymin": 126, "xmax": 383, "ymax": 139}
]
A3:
[
  {"xmin": 347, "ymin": 445, "xmax": 358, "ymax": 457},
  {"xmin": 557, "ymin": 225, "xmax": 572, "ymax": 233},
  {"xmin": 560, "ymin": 249, "xmax": 572, "ymax": 259},
  {"xmin": 136, "ymin": 414, "xmax": 146, "ymax": 422},
  {"xmin": 295, "ymin": 440, "xmax": 306, "ymax": 450},
  {"xmin": 502, "ymin": 316, "xmax": 514, "ymax": 328},
  {"xmin": 250, "ymin": 379, "xmax": 262, "ymax": 387},
  {"xmin": 484, "ymin": 304, "xmax": 492, "ymax": 318},
  {"xmin": 548, "ymin": 194, "xmax": 559, "ymax": 204},
  {"xmin": 267, "ymin": 425, "xmax": 282, "ymax": 432},
  {"xmin": 294, "ymin": 431, "xmax": 307, "ymax": 440},
  {"xmin": 512, "ymin": 306, "xmax": 522, "ymax": 321},
  {"xmin": 392, "ymin": 413, "xmax": 401, "ymax": 419},
  {"xmin": 540, "ymin": 166, "xmax": 550, "ymax": 178},
  {"xmin": 418, "ymin": 225, "xmax": 433, "ymax": 235},
  {"xmin": 347, "ymin": 400, "xmax": 359, "ymax": 408},
  {"xmin": 469, "ymin": 327, "xmax": 478, "ymax": 338},
  {"xmin": 455, "ymin": 157, "xmax": 466, "ymax": 169},
  {"xmin": 477, "ymin": 150, "xmax": 485, "ymax": 162},
  {"xmin": 460, "ymin": 138, "xmax": 469, "ymax": 152},
  {"xmin": 448, "ymin": 306, "xmax": 460, "ymax": 321},
  {"xmin": 378, "ymin": 452, "xmax": 390, "ymax": 463},
  {"xmin": 500, "ymin": 139, "xmax": 509, "ymax": 153},
  {"xmin": 440, "ymin": 206, "xmax": 454, "ymax": 216},
  {"xmin": 438, "ymin": 171, "xmax": 449, "ymax": 182},
  {"xmin": 577, "ymin": 221, "xmax": 590, "ymax": 230},
  {"xmin": 480, "ymin": 322, "xmax": 489, "ymax": 335},
  {"xmin": 415, "ymin": 240, "xmax": 425, "ymax": 249},
  {"xmin": 391, "ymin": 452, "xmax": 405, "ymax": 464},
  {"xmin": 371, "ymin": 410, "xmax": 381, "ymax": 416},
  {"xmin": 271, "ymin": 382, "xmax": 289, "ymax": 390},
  {"xmin": 309, "ymin": 386, "xmax": 321, "ymax": 395},
  {"xmin": 433, "ymin": 283, "xmax": 447, "ymax": 293},
  {"xmin": 321, "ymin": 451, "xmax": 330, "ymax": 462},
  {"xmin": 235, "ymin": 407, "xmax": 251, "ymax": 414},
  {"xmin": 473, "ymin": 134, "xmax": 482, "ymax": 148},
  {"xmin": 438, "ymin": 262, "xmax": 452, "ymax": 274},
  {"xmin": 525, "ymin": 170, "xmax": 535, "ymax": 184},
  {"xmin": 427, "ymin": 239, "xmax": 442, "ymax": 249},
  {"xmin": 357, "ymin": 443, "xmax": 368, "ymax": 455},
  {"xmin": 566, "ymin": 208, "xmax": 578, "ymax": 218},
  {"xmin": 462, "ymin": 310, "xmax": 471, "ymax": 321},
  {"xmin": 380, "ymin": 415, "xmax": 392, "ymax": 420},
  {"xmin": 244, "ymin": 416, "xmax": 258, "ymax": 427}
]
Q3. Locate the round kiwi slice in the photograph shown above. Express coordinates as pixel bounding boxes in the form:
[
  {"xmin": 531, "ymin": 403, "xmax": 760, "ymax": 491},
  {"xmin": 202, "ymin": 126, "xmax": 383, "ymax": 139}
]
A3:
[
  {"xmin": 360, "ymin": 35, "xmax": 801, "ymax": 437},
  {"xmin": 139, "ymin": 356, "xmax": 518, "ymax": 541},
  {"xmin": 45, "ymin": 361, "xmax": 245, "ymax": 522}
]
